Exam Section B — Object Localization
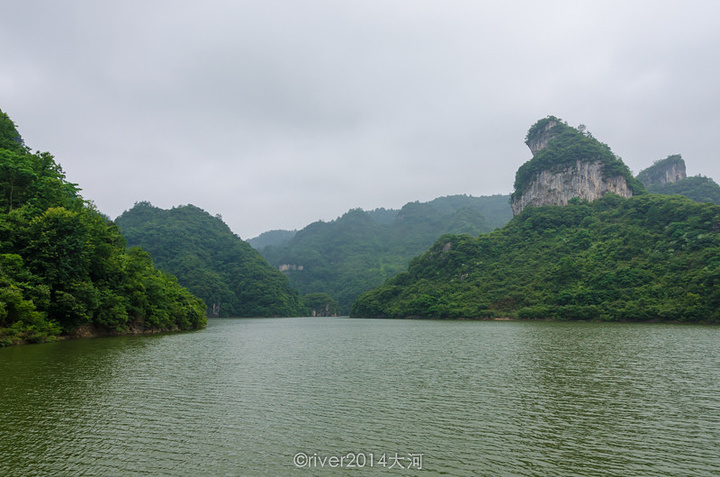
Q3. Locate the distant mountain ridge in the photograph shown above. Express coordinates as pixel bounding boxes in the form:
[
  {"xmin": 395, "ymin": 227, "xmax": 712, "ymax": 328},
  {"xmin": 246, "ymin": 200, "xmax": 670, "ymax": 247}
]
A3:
[
  {"xmin": 247, "ymin": 229, "xmax": 298, "ymax": 250},
  {"xmin": 255, "ymin": 194, "xmax": 513, "ymax": 313},
  {"xmin": 645, "ymin": 176, "xmax": 720, "ymax": 205},
  {"xmin": 248, "ymin": 197, "xmax": 512, "ymax": 250}
]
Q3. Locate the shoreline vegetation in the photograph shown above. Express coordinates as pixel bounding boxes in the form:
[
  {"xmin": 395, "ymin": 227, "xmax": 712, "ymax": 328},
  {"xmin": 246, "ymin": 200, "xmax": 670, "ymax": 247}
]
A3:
[
  {"xmin": 114, "ymin": 202, "xmax": 307, "ymax": 319},
  {"xmin": 352, "ymin": 315, "xmax": 718, "ymax": 324},
  {"xmin": 0, "ymin": 109, "xmax": 206, "ymax": 347}
]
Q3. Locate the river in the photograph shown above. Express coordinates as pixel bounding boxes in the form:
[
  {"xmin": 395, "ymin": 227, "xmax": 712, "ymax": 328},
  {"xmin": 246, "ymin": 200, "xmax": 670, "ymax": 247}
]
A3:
[{"xmin": 1, "ymin": 318, "xmax": 719, "ymax": 475}]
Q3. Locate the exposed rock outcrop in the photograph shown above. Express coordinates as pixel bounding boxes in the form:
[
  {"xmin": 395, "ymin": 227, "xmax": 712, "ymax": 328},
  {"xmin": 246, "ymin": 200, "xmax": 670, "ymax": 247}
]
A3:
[
  {"xmin": 511, "ymin": 160, "xmax": 633, "ymax": 215},
  {"xmin": 526, "ymin": 118, "xmax": 559, "ymax": 156},
  {"xmin": 636, "ymin": 154, "xmax": 687, "ymax": 187},
  {"xmin": 278, "ymin": 263, "xmax": 303, "ymax": 272},
  {"xmin": 511, "ymin": 117, "xmax": 639, "ymax": 216}
]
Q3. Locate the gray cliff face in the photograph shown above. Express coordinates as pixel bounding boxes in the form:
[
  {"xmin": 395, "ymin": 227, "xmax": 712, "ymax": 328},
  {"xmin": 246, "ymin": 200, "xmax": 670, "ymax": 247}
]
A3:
[
  {"xmin": 663, "ymin": 163, "xmax": 686, "ymax": 184},
  {"xmin": 637, "ymin": 157, "xmax": 687, "ymax": 187},
  {"xmin": 511, "ymin": 160, "xmax": 633, "ymax": 215},
  {"xmin": 526, "ymin": 119, "xmax": 557, "ymax": 156},
  {"xmin": 512, "ymin": 117, "xmax": 637, "ymax": 216}
]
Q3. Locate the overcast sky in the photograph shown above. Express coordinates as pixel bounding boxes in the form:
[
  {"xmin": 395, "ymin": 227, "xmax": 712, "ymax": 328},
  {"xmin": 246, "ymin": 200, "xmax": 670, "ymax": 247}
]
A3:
[{"xmin": 2, "ymin": 1, "xmax": 719, "ymax": 238}]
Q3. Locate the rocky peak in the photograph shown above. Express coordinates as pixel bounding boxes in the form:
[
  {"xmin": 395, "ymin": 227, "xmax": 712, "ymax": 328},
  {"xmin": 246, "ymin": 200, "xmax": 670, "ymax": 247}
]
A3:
[
  {"xmin": 511, "ymin": 117, "xmax": 641, "ymax": 216},
  {"xmin": 636, "ymin": 155, "xmax": 687, "ymax": 187},
  {"xmin": 525, "ymin": 117, "xmax": 558, "ymax": 156}
]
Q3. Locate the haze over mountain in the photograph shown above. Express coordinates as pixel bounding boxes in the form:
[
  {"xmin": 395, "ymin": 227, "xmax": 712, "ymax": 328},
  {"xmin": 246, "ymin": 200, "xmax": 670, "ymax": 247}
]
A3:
[
  {"xmin": 352, "ymin": 118, "xmax": 720, "ymax": 322},
  {"xmin": 3, "ymin": 2, "xmax": 720, "ymax": 239},
  {"xmin": 254, "ymin": 195, "xmax": 512, "ymax": 313}
]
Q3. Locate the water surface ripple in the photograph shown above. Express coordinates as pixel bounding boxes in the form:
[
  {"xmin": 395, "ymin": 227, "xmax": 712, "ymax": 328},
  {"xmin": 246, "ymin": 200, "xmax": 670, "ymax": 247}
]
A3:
[{"xmin": 1, "ymin": 318, "xmax": 719, "ymax": 475}]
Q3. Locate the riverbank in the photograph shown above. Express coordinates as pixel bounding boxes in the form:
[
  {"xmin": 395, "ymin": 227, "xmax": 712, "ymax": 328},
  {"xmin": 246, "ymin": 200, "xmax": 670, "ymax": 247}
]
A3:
[{"xmin": 0, "ymin": 321, "xmax": 205, "ymax": 347}]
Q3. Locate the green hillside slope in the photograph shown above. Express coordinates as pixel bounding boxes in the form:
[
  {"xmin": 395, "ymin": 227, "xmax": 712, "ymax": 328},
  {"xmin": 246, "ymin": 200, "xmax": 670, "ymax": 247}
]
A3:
[
  {"xmin": 351, "ymin": 194, "xmax": 720, "ymax": 323},
  {"xmin": 115, "ymin": 202, "xmax": 305, "ymax": 317},
  {"xmin": 0, "ymin": 109, "xmax": 206, "ymax": 345},
  {"xmin": 647, "ymin": 176, "xmax": 720, "ymax": 205},
  {"xmin": 258, "ymin": 194, "xmax": 512, "ymax": 313}
]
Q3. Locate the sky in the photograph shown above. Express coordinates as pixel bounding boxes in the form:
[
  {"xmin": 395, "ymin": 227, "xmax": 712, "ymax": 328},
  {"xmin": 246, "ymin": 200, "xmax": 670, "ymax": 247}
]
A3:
[{"xmin": 2, "ymin": 1, "xmax": 720, "ymax": 239}]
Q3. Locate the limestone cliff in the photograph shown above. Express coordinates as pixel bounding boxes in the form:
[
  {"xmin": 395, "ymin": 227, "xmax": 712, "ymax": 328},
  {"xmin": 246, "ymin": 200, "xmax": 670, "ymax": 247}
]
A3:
[
  {"xmin": 511, "ymin": 117, "xmax": 641, "ymax": 216},
  {"xmin": 525, "ymin": 117, "xmax": 559, "ymax": 156},
  {"xmin": 511, "ymin": 160, "xmax": 633, "ymax": 215},
  {"xmin": 636, "ymin": 154, "xmax": 687, "ymax": 187}
]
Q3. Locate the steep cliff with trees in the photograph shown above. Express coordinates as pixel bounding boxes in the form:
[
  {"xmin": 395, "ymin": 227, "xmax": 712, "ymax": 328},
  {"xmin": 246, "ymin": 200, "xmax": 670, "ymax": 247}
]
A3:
[
  {"xmin": 637, "ymin": 155, "xmax": 720, "ymax": 205},
  {"xmin": 115, "ymin": 203, "xmax": 305, "ymax": 317},
  {"xmin": 637, "ymin": 154, "xmax": 687, "ymax": 187},
  {"xmin": 511, "ymin": 117, "xmax": 644, "ymax": 215},
  {"xmin": 352, "ymin": 194, "xmax": 720, "ymax": 322},
  {"xmin": 0, "ymin": 109, "xmax": 206, "ymax": 345},
  {"xmin": 352, "ymin": 118, "xmax": 720, "ymax": 323}
]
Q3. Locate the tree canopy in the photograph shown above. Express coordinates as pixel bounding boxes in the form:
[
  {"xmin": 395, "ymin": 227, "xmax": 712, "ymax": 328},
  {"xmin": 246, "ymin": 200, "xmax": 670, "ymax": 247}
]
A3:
[
  {"xmin": 645, "ymin": 175, "xmax": 720, "ymax": 205},
  {"xmin": 351, "ymin": 193, "xmax": 720, "ymax": 323},
  {"xmin": 257, "ymin": 194, "xmax": 512, "ymax": 313},
  {"xmin": 0, "ymin": 109, "xmax": 206, "ymax": 345},
  {"xmin": 115, "ymin": 202, "xmax": 306, "ymax": 317}
]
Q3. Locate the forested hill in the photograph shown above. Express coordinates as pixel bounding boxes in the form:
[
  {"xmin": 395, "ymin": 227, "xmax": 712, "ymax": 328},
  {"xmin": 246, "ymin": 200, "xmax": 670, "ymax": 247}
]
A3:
[
  {"xmin": 636, "ymin": 154, "xmax": 720, "ymax": 205},
  {"xmin": 248, "ymin": 229, "xmax": 298, "ymax": 250},
  {"xmin": 645, "ymin": 176, "xmax": 720, "ymax": 205},
  {"xmin": 0, "ymin": 109, "xmax": 206, "ymax": 346},
  {"xmin": 256, "ymin": 194, "xmax": 512, "ymax": 313},
  {"xmin": 115, "ymin": 202, "xmax": 305, "ymax": 317},
  {"xmin": 351, "ymin": 193, "xmax": 720, "ymax": 323}
]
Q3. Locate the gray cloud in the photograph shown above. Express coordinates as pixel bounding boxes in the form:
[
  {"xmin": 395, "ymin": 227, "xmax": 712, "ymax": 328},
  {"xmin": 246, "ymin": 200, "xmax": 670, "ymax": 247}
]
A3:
[{"xmin": 2, "ymin": 0, "xmax": 720, "ymax": 237}]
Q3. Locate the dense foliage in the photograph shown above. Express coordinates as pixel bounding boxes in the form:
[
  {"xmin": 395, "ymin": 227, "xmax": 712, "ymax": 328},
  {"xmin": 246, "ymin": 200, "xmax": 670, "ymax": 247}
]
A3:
[
  {"xmin": 635, "ymin": 154, "xmax": 720, "ymax": 205},
  {"xmin": 247, "ymin": 229, "xmax": 297, "ymax": 249},
  {"xmin": 258, "ymin": 195, "xmax": 512, "ymax": 313},
  {"xmin": 351, "ymin": 194, "xmax": 720, "ymax": 323},
  {"xmin": 0, "ymin": 110, "xmax": 26, "ymax": 153},
  {"xmin": 303, "ymin": 292, "xmax": 339, "ymax": 317},
  {"xmin": 115, "ymin": 203, "xmax": 305, "ymax": 317},
  {"xmin": 646, "ymin": 176, "xmax": 720, "ymax": 205},
  {"xmin": 514, "ymin": 117, "xmax": 645, "ymax": 201},
  {"xmin": 0, "ymin": 110, "xmax": 206, "ymax": 345}
]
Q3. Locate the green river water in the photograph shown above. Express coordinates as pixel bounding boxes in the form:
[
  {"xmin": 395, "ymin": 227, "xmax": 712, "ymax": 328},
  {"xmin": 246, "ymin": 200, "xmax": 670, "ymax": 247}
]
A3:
[{"xmin": 1, "ymin": 318, "xmax": 719, "ymax": 476}]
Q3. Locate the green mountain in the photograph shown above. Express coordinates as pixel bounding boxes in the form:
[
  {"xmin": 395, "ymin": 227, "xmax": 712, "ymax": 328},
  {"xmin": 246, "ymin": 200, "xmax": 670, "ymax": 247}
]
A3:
[
  {"xmin": 115, "ymin": 202, "xmax": 305, "ymax": 317},
  {"xmin": 636, "ymin": 154, "xmax": 720, "ymax": 205},
  {"xmin": 247, "ymin": 229, "xmax": 297, "ymax": 249},
  {"xmin": 351, "ymin": 194, "xmax": 720, "ymax": 322},
  {"xmin": 636, "ymin": 154, "xmax": 686, "ymax": 187},
  {"xmin": 511, "ymin": 117, "xmax": 645, "ymax": 215},
  {"xmin": 0, "ymin": 109, "xmax": 206, "ymax": 345},
  {"xmin": 351, "ymin": 118, "xmax": 720, "ymax": 323},
  {"xmin": 647, "ymin": 176, "xmax": 720, "ymax": 205},
  {"xmin": 257, "ymin": 194, "xmax": 512, "ymax": 313}
]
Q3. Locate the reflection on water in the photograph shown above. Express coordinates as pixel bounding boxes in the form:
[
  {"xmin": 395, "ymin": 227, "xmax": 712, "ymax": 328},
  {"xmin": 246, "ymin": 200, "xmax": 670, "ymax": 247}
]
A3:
[{"xmin": 1, "ymin": 319, "xmax": 719, "ymax": 475}]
